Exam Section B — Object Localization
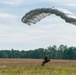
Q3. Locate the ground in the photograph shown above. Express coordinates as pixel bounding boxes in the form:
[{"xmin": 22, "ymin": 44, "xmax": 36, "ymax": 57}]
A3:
[{"xmin": 0, "ymin": 59, "xmax": 76, "ymax": 75}]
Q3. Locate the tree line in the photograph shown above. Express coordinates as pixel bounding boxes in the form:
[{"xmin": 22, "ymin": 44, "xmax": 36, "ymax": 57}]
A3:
[{"xmin": 0, "ymin": 44, "xmax": 76, "ymax": 60}]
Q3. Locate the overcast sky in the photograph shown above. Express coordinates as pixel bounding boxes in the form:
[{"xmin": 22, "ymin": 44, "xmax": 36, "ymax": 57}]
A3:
[{"xmin": 0, "ymin": 0, "xmax": 76, "ymax": 50}]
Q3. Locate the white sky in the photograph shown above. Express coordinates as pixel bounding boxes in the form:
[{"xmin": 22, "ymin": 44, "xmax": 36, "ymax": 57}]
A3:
[{"xmin": 0, "ymin": 0, "xmax": 76, "ymax": 50}]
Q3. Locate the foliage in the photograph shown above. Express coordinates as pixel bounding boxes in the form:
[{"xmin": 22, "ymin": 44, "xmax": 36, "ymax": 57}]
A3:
[{"xmin": 0, "ymin": 44, "xmax": 76, "ymax": 59}]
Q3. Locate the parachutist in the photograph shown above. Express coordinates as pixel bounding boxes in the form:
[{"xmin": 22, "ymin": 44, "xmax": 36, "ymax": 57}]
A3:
[{"xmin": 41, "ymin": 55, "xmax": 50, "ymax": 66}]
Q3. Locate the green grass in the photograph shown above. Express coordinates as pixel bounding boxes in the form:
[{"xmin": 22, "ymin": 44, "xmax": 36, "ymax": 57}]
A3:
[
  {"xmin": 0, "ymin": 65, "xmax": 76, "ymax": 75},
  {"xmin": 0, "ymin": 59, "xmax": 76, "ymax": 75}
]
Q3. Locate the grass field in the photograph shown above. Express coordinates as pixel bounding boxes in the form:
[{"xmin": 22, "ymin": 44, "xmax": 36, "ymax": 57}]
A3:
[{"xmin": 0, "ymin": 59, "xmax": 76, "ymax": 75}]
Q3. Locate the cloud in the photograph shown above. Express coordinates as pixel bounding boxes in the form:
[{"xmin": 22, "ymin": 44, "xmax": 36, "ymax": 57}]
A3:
[
  {"xmin": 1, "ymin": 0, "xmax": 25, "ymax": 5},
  {"xmin": 1, "ymin": 0, "xmax": 43, "ymax": 6},
  {"xmin": 67, "ymin": 3, "xmax": 76, "ymax": 6},
  {"xmin": 0, "ymin": 0, "xmax": 76, "ymax": 50},
  {"xmin": 0, "ymin": 13, "xmax": 17, "ymax": 19},
  {"xmin": 0, "ymin": 12, "xmax": 19, "ymax": 25},
  {"xmin": 42, "ymin": 0, "xmax": 76, "ymax": 3},
  {"xmin": 41, "ymin": 0, "xmax": 76, "ymax": 7}
]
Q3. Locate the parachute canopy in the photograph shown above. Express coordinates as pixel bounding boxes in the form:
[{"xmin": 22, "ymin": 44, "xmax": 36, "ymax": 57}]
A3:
[{"xmin": 21, "ymin": 7, "xmax": 76, "ymax": 26}]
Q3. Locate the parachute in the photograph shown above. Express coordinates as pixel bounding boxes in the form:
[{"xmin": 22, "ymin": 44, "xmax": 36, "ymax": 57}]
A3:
[{"xmin": 21, "ymin": 7, "xmax": 76, "ymax": 26}]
